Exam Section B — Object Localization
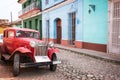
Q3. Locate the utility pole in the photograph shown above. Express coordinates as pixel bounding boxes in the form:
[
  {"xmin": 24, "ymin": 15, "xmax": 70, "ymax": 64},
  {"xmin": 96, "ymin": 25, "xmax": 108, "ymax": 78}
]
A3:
[{"xmin": 10, "ymin": 12, "xmax": 12, "ymax": 25}]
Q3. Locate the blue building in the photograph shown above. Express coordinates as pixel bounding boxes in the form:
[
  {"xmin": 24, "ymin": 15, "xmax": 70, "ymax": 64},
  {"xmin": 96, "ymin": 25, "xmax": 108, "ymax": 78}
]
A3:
[
  {"xmin": 42, "ymin": 0, "xmax": 120, "ymax": 53},
  {"xmin": 42, "ymin": 0, "xmax": 83, "ymax": 48},
  {"xmin": 42, "ymin": 0, "xmax": 108, "ymax": 52}
]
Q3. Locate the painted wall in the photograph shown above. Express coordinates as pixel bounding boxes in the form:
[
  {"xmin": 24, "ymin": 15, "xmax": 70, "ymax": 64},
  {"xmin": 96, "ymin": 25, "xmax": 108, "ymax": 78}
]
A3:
[
  {"xmin": 42, "ymin": 0, "xmax": 64, "ymax": 10},
  {"xmin": 0, "ymin": 27, "xmax": 5, "ymax": 34},
  {"xmin": 83, "ymin": 0, "xmax": 108, "ymax": 44},
  {"xmin": 42, "ymin": 0, "xmax": 82, "ymax": 41}
]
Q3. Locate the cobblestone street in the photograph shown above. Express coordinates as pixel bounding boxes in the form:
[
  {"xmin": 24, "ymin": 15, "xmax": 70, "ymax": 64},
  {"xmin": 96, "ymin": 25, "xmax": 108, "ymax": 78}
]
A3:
[{"xmin": 0, "ymin": 49, "xmax": 120, "ymax": 80}]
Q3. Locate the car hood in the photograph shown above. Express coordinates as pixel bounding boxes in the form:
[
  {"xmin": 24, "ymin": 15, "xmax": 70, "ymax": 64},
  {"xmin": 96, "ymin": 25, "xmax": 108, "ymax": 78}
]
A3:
[{"xmin": 16, "ymin": 38, "xmax": 42, "ymax": 43}]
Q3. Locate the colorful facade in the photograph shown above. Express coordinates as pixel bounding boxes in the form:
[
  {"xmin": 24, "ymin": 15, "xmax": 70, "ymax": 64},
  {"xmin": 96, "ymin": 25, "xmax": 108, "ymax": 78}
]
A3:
[
  {"xmin": 82, "ymin": 0, "xmax": 108, "ymax": 52},
  {"xmin": 42, "ymin": 0, "xmax": 83, "ymax": 46},
  {"xmin": 42, "ymin": 0, "xmax": 108, "ymax": 52},
  {"xmin": 18, "ymin": 0, "xmax": 120, "ymax": 54},
  {"xmin": 18, "ymin": 0, "xmax": 42, "ymax": 39}
]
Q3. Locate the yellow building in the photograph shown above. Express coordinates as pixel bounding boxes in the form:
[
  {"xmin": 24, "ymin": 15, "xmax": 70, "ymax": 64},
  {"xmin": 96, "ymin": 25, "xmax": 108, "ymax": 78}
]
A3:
[{"xmin": 0, "ymin": 19, "xmax": 9, "ymax": 34}]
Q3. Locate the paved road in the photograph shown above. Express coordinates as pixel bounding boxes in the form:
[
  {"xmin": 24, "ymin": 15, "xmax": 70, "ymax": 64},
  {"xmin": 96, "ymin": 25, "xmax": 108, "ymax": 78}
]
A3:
[{"xmin": 0, "ymin": 49, "xmax": 120, "ymax": 80}]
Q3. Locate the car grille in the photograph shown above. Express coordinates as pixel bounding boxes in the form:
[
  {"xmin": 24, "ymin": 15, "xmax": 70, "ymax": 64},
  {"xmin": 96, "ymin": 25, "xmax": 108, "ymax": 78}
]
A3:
[{"xmin": 34, "ymin": 42, "xmax": 48, "ymax": 56}]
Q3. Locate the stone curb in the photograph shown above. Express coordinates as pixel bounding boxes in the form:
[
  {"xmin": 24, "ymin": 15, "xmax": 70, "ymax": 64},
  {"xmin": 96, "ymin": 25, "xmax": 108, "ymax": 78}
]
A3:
[{"xmin": 55, "ymin": 45, "xmax": 120, "ymax": 64}]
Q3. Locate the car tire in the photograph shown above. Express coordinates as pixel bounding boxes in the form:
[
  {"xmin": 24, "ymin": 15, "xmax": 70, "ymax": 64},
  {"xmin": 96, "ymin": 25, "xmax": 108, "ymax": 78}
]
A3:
[
  {"xmin": 0, "ymin": 47, "xmax": 5, "ymax": 61},
  {"xmin": 13, "ymin": 53, "xmax": 20, "ymax": 76},
  {"xmin": 0, "ymin": 47, "xmax": 2, "ymax": 60},
  {"xmin": 50, "ymin": 54, "xmax": 57, "ymax": 71}
]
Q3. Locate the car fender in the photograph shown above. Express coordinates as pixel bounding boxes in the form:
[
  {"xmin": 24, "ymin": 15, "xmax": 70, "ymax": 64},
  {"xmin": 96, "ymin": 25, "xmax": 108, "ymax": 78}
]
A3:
[
  {"xmin": 13, "ymin": 47, "xmax": 32, "ymax": 54},
  {"xmin": 9, "ymin": 47, "xmax": 32, "ymax": 60},
  {"xmin": 3, "ymin": 47, "xmax": 32, "ymax": 60},
  {"xmin": 48, "ymin": 47, "xmax": 60, "ymax": 60}
]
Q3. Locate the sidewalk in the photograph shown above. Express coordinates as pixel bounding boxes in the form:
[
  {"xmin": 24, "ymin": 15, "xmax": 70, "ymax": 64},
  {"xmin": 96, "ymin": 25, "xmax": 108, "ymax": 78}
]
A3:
[{"xmin": 55, "ymin": 44, "xmax": 120, "ymax": 64}]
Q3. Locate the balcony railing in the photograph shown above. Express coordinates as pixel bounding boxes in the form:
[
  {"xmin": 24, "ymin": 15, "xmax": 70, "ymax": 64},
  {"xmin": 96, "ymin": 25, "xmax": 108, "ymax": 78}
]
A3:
[{"xmin": 18, "ymin": 1, "xmax": 40, "ymax": 17}]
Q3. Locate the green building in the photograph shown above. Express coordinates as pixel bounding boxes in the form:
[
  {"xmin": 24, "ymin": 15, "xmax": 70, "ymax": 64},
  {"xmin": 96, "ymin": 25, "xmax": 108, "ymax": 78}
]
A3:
[{"xmin": 18, "ymin": 0, "xmax": 42, "ymax": 39}]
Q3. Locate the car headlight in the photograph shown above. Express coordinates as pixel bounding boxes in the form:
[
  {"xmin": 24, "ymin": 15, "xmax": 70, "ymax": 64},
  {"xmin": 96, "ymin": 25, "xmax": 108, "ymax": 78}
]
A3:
[
  {"xmin": 30, "ymin": 41, "xmax": 36, "ymax": 47},
  {"xmin": 48, "ymin": 41, "xmax": 54, "ymax": 47}
]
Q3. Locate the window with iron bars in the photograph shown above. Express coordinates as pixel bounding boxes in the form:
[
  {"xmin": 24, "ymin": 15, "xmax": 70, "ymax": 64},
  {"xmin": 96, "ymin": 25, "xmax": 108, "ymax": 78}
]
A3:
[
  {"xmin": 109, "ymin": 1, "xmax": 120, "ymax": 53},
  {"xmin": 68, "ymin": 12, "xmax": 76, "ymax": 45},
  {"xmin": 46, "ymin": 20, "xmax": 50, "ymax": 42}
]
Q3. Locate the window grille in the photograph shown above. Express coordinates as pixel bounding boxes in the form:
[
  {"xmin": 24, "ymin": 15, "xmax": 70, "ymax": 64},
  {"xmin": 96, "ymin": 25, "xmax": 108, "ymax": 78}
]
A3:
[
  {"xmin": 34, "ymin": 42, "xmax": 48, "ymax": 56},
  {"xmin": 46, "ymin": 20, "xmax": 50, "ymax": 42},
  {"xmin": 68, "ymin": 12, "xmax": 76, "ymax": 45},
  {"xmin": 109, "ymin": 1, "xmax": 120, "ymax": 54}
]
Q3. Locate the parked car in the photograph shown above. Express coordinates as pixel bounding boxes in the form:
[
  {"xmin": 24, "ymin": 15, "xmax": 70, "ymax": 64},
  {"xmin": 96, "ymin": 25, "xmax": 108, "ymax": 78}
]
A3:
[
  {"xmin": 0, "ymin": 27, "xmax": 61, "ymax": 76},
  {"xmin": 0, "ymin": 34, "xmax": 3, "ymax": 44}
]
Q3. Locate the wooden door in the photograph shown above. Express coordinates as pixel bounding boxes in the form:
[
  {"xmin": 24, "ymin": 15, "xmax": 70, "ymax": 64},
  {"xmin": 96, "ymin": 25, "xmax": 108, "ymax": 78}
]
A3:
[{"xmin": 56, "ymin": 19, "xmax": 61, "ymax": 44}]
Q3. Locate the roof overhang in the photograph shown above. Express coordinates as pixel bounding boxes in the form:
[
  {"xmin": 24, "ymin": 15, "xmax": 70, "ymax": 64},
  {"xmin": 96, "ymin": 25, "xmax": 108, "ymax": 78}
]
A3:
[{"xmin": 18, "ymin": 0, "xmax": 27, "ymax": 4}]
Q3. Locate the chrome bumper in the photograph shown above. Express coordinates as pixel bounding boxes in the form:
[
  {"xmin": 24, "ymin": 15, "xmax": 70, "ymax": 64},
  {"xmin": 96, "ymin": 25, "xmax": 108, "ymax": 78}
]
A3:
[
  {"xmin": 20, "ymin": 60, "xmax": 61, "ymax": 68},
  {"xmin": 52, "ymin": 61, "xmax": 61, "ymax": 64}
]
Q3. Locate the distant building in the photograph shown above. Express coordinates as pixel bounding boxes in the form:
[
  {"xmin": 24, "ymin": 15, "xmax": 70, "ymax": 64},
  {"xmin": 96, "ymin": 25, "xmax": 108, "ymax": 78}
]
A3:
[
  {"xmin": 18, "ymin": 0, "xmax": 42, "ymax": 40},
  {"xmin": 0, "ymin": 19, "xmax": 9, "ymax": 26},
  {"xmin": 0, "ymin": 19, "xmax": 9, "ymax": 34},
  {"xmin": 12, "ymin": 19, "xmax": 22, "ymax": 28}
]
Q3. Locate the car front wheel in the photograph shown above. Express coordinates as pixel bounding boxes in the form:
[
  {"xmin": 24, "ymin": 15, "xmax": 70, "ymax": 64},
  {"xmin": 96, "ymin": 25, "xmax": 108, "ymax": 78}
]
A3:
[
  {"xmin": 0, "ymin": 47, "xmax": 5, "ymax": 61},
  {"xmin": 0, "ymin": 49, "xmax": 2, "ymax": 60},
  {"xmin": 13, "ymin": 53, "xmax": 20, "ymax": 76},
  {"xmin": 50, "ymin": 54, "xmax": 57, "ymax": 71},
  {"xmin": 0, "ymin": 49, "xmax": 6, "ymax": 62}
]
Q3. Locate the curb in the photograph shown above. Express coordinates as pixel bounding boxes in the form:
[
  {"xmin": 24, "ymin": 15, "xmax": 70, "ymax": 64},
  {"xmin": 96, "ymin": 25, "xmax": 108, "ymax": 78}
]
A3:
[{"xmin": 55, "ymin": 45, "xmax": 120, "ymax": 64}]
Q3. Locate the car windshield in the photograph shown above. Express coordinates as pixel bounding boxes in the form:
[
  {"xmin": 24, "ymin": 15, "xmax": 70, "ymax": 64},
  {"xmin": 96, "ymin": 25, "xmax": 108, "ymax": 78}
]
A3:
[{"xmin": 16, "ymin": 30, "xmax": 39, "ymax": 39}]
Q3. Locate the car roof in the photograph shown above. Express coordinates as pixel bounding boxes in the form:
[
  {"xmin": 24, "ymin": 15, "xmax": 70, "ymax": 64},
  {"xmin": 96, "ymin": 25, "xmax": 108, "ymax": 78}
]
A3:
[{"xmin": 4, "ymin": 27, "xmax": 39, "ymax": 33}]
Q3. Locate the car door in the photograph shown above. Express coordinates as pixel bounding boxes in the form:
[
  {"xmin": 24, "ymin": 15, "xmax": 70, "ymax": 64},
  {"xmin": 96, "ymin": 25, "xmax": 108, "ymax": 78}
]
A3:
[{"xmin": 4, "ymin": 30, "xmax": 15, "ymax": 54}]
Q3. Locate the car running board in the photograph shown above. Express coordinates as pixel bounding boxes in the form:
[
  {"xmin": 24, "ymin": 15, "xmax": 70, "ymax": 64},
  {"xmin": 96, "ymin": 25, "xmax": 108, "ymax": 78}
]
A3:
[
  {"xmin": 2, "ymin": 54, "xmax": 11, "ymax": 60},
  {"xmin": 20, "ymin": 61, "xmax": 61, "ymax": 68}
]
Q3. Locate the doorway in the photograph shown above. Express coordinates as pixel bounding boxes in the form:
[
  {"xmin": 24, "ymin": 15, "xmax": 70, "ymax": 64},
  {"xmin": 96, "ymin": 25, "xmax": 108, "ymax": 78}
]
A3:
[
  {"xmin": 68, "ymin": 12, "xmax": 76, "ymax": 45},
  {"xmin": 108, "ymin": 1, "xmax": 120, "ymax": 54},
  {"xmin": 56, "ymin": 18, "xmax": 62, "ymax": 44}
]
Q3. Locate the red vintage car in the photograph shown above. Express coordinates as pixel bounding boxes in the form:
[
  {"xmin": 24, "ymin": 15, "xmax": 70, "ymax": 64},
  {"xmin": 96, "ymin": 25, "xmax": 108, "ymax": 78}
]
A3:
[{"xmin": 0, "ymin": 27, "xmax": 61, "ymax": 76}]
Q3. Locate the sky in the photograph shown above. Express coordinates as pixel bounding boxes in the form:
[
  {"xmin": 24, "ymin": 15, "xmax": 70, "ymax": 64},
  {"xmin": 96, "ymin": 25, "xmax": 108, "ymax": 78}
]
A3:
[{"xmin": 0, "ymin": 0, "xmax": 21, "ymax": 22}]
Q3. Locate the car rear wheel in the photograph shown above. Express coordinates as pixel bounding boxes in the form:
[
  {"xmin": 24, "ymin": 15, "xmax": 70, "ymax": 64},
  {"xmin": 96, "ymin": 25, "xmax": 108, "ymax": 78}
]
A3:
[
  {"xmin": 0, "ymin": 47, "xmax": 5, "ymax": 61},
  {"xmin": 13, "ymin": 53, "xmax": 20, "ymax": 76},
  {"xmin": 50, "ymin": 54, "xmax": 57, "ymax": 71}
]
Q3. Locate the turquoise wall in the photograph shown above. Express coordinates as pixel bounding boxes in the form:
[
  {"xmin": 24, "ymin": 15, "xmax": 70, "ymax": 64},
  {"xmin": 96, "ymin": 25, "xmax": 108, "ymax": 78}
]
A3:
[
  {"xmin": 42, "ymin": 0, "xmax": 108, "ymax": 45},
  {"xmin": 83, "ymin": 0, "xmax": 108, "ymax": 44}
]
